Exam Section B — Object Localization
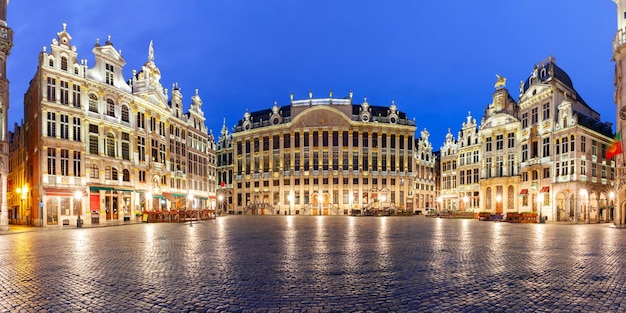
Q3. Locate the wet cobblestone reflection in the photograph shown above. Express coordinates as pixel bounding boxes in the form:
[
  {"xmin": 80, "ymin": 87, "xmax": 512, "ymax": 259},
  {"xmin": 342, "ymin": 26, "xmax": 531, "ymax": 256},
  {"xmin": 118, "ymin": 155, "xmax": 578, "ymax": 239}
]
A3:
[{"xmin": 0, "ymin": 217, "xmax": 625, "ymax": 312}]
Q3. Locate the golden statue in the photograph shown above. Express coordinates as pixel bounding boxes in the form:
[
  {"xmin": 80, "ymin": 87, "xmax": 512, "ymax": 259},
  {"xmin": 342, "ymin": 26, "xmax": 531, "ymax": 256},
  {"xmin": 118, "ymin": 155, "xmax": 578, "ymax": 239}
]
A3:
[{"xmin": 495, "ymin": 74, "xmax": 506, "ymax": 88}]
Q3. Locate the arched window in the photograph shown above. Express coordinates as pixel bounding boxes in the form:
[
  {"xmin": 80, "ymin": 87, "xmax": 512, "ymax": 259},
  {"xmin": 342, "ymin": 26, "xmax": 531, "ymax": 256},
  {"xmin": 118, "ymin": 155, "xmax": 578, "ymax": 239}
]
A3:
[
  {"xmin": 123, "ymin": 169, "xmax": 130, "ymax": 182},
  {"xmin": 61, "ymin": 56, "xmax": 68, "ymax": 71},
  {"xmin": 106, "ymin": 133, "xmax": 116, "ymax": 158},
  {"xmin": 49, "ymin": 58, "xmax": 54, "ymax": 67},
  {"xmin": 88, "ymin": 94, "xmax": 98, "ymax": 113},
  {"xmin": 106, "ymin": 99, "xmax": 115, "ymax": 117},
  {"xmin": 90, "ymin": 164, "xmax": 99, "ymax": 179},
  {"xmin": 121, "ymin": 105, "xmax": 129, "ymax": 122}
]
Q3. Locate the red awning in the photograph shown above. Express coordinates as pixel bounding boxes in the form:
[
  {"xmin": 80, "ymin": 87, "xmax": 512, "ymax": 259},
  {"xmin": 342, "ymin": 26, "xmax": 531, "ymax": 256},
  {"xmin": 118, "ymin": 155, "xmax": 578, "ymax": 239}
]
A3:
[
  {"xmin": 519, "ymin": 189, "xmax": 528, "ymax": 195},
  {"xmin": 541, "ymin": 186, "xmax": 550, "ymax": 193},
  {"xmin": 45, "ymin": 187, "xmax": 74, "ymax": 197},
  {"xmin": 163, "ymin": 192, "xmax": 177, "ymax": 202}
]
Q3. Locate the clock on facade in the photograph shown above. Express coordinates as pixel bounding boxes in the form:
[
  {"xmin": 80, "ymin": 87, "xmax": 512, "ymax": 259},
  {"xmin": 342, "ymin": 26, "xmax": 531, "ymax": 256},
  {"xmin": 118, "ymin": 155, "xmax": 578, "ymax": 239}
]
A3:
[{"xmin": 621, "ymin": 106, "xmax": 626, "ymax": 120}]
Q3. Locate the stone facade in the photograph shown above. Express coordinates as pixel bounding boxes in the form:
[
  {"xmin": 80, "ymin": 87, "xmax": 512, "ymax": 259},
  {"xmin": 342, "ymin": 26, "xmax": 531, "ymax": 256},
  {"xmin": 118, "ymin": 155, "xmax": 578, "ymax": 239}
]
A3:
[
  {"xmin": 15, "ymin": 25, "xmax": 216, "ymax": 227},
  {"xmin": 217, "ymin": 91, "xmax": 437, "ymax": 215}
]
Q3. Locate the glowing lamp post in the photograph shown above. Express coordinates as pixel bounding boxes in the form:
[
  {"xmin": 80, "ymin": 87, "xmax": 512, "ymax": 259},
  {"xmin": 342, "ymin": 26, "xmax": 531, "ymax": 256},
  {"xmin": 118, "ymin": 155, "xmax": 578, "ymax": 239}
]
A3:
[
  {"xmin": 218, "ymin": 194, "xmax": 224, "ymax": 215},
  {"xmin": 538, "ymin": 193, "xmax": 544, "ymax": 223},
  {"xmin": 463, "ymin": 196, "xmax": 469, "ymax": 211},
  {"xmin": 496, "ymin": 194, "xmax": 502, "ymax": 221},
  {"xmin": 74, "ymin": 190, "xmax": 83, "ymax": 228}
]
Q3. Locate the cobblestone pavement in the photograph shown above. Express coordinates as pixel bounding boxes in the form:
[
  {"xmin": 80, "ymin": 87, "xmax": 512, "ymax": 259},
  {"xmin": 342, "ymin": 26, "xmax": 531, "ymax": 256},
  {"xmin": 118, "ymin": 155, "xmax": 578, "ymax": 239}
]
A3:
[{"xmin": 0, "ymin": 217, "xmax": 625, "ymax": 312}]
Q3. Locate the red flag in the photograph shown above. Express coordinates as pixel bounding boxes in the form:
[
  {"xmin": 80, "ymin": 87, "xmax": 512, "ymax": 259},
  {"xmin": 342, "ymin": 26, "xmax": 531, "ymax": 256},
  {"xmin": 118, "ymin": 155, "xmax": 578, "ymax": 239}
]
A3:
[{"xmin": 606, "ymin": 131, "xmax": 623, "ymax": 160}]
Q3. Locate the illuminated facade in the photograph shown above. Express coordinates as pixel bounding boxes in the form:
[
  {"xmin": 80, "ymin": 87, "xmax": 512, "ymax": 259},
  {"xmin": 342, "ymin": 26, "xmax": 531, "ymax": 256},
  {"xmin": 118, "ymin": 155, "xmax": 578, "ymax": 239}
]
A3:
[
  {"xmin": 18, "ymin": 25, "xmax": 216, "ymax": 227},
  {"xmin": 442, "ymin": 58, "xmax": 615, "ymax": 222},
  {"xmin": 217, "ymin": 91, "xmax": 437, "ymax": 215}
]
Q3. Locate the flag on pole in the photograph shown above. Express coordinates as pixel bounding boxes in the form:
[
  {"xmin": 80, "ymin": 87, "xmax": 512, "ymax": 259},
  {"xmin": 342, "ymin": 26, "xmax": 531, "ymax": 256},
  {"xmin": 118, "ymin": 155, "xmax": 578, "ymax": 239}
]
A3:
[{"xmin": 606, "ymin": 131, "xmax": 623, "ymax": 160}]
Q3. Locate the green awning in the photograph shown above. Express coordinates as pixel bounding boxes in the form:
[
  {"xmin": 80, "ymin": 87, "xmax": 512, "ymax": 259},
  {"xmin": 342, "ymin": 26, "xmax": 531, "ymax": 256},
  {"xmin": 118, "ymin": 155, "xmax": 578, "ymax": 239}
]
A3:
[
  {"xmin": 172, "ymin": 193, "xmax": 187, "ymax": 197},
  {"xmin": 90, "ymin": 186, "xmax": 113, "ymax": 191},
  {"xmin": 115, "ymin": 188, "xmax": 134, "ymax": 192},
  {"xmin": 152, "ymin": 195, "xmax": 164, "ymax": 199}
]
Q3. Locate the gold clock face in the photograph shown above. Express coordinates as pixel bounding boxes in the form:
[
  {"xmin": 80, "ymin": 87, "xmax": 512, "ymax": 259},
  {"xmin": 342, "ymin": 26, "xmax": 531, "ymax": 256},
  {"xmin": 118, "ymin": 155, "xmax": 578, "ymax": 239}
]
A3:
[{"xmin": 621, "ymin": 106, "xmax": 626, "ymax": 120}]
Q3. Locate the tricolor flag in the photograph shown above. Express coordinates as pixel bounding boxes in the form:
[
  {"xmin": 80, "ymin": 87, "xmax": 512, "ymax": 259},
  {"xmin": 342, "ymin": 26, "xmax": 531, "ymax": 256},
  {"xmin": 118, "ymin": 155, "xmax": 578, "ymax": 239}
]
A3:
[{"xmin": 606, "ymin": 131, "xmax": 623, "ymax": 160}]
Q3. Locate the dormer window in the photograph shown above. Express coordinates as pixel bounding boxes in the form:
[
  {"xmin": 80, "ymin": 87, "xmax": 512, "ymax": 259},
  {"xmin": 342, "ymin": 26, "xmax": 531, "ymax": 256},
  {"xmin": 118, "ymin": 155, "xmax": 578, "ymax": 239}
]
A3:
[
  {"xmin": 61, "ymin": 57, "xmax": 68, "ymax": 71},
  {"xmin": 105, "ymin": 63, "xmax": 114, "ymax": 85}
]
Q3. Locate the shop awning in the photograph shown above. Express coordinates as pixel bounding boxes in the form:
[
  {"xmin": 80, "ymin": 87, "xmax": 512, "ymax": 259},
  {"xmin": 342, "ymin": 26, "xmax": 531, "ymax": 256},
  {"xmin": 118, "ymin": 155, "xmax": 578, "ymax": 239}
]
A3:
[
  {"xmin": 163, "ymin": 192, "xmax": 177, "ymax": 202},
  {"xmin": 90, "ymin": 186, "xmax": 113, "ymax": 192},
  {"xmin": 519, "ymin": 189, "xmax": 528, "ymax": 195},
  {"xmin": 115, "ymin": 188, "xmax": 134, "ymax": 193},
  {"xmin": 45, "ymin": 187, "xmax": 74, "ymax": 197},
  {"xmin": 172, "ymin": 193, "xmax": 187, "ymax": 198},
  {"xmin": 152, "ymin": 195, "xmax": 164, "ymax": 199},
  {"xmin": 541, "ymin": 186, "xmax": 550, "ymax": 193}
]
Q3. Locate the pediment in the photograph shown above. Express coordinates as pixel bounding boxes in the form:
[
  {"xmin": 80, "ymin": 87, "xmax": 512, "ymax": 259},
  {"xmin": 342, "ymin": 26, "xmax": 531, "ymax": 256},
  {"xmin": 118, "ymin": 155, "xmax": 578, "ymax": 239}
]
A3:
[
  {"xmin": 290, "ymin": 106, "xmax": 352, "ymax": 130},
  {"xmin": 481, "ymin": 113, "xmax": 519, "ymax": 129}
]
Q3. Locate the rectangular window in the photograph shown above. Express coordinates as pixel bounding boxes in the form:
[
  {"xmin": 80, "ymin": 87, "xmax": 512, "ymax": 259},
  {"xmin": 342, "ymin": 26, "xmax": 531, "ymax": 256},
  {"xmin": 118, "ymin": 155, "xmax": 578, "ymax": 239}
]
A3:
[
  {"xmin": 322, "ymin": 131, "xmax": 328, "ymax": 147},
  {"xmin": 304, "ymin": 132, "xmax": 309, "ymax": 147},
  {"xmin": 294, "ymin": 132, "xmax": 300, "ymax": 148},
  {"xmin": 486, "ymin": 137, "xmax": 492, "ymax": 152},
  {"xmin": 47, "ymin": 77, "xmax": 56, "ymax": 101},
  {"xmin": 391, "ymin": 135, "xmax": 396, "ymax": 149},
  {"xmin": 531, "ymin": 107, "xmax": 538, "ymax": 124},
  {"xmin": 105, "ymin": 63, "xmax": 114, "ymax": 85},
  {"xmin": 59, "ymin": 80, "xmax": 69, "ymax": 105},
  {"xmin": 60, "ymin": 114, "xmax": 69, "ymax": 139},
  {"xmin": 362, "ymin": 132, "xmax": 368, "ymax": 147},
  {"xmin": 507, "ymin": 133, "xmax": 514, "ymax": 148},
  {"xmin": 542, "ymin": 137, "xmax": 550, "ymax": 157},
  {"xmin": 47, "ymin": 112, "xmax": 56, "ymax": 137},
  {"xmin": 522, "ymin": 113, "xmax": 528, "ymax": 128},
  {"xmin": 73, "ymin": 151, "xmax": 81, "ymax": 176},
  {"xmin": 137, "ymin": 136, "xmax": 145, "ymax": 162},
  {"xmin": 542, "ymin": 103, "xmax": 550, "ymax": 120},
  {"xmin": 72, "ymin": 84, "xmax": 81, "ymax": 108},
  {"xmin": 332, "ymin": 131, "xmax": 338, "ymax": 147},
  {"xmin": 284, "ymin": 133, "xmax": 290, "ymax": 149},
  {"xmin": 496, "ymin": 134, "xmax": 503, "ymax": 150},
  {"xmin": 353, "ymin": 131, "xmax": 358, "ymax": 147},
  {"xmin": 60, "ymin": 149, "xmax": 69, "ymax": 176},
  {"xmin": 47, "ymin": 148, "xmax": 56, "ymax": 175},
  {"xmin": 343, "ymin": 131, "xmax": 348, "ymax": 146},
  {"xmin": 89, "ymin": 135, "xmax": 98, "ymax": 154},
  {"xmin": 73, "ymin": 117, "xmax": 81, "ymax": 141}
]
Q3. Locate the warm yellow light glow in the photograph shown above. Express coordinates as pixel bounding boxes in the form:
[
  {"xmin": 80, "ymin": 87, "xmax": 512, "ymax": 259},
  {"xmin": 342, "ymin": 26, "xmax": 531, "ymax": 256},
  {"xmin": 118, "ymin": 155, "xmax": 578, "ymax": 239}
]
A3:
[
  {"xmin": 73, "ymin": 191, "xmax": 83, "ymax": 200},
  {"xmin": 496, "ymin": 195, "xmax": 502, "ymax": 202},
  {"xmin": 463, "ymin": 196, "xmax": 469, "ymax": 203},
  {"xmin": 610, "ymin": 191, "xmax": 615, "ymax": 200},
  {"xmin": 218, "ymin": 194, "xmax": 224, "ymax": 202}
]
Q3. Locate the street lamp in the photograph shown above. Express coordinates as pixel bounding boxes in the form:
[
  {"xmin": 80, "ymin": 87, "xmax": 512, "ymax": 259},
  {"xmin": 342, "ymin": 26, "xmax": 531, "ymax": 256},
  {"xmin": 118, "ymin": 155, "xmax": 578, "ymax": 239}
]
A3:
[
  {"xmin": 463, "ymin": 196, "xmax": 469, "ymax": 211},
  {"xmin": 74, "ymin": 190, "xmax": 83, "ymax": 228},
  {"xmin": 538, "ymin": 193, "xmax": 544, "ymax": 223}
]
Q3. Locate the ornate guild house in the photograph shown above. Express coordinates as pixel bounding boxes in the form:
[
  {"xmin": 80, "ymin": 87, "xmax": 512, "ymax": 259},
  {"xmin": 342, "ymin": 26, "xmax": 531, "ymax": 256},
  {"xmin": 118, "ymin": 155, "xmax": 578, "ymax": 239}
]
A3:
[{"xmin": 216, "ymin": 91, "xmax": 437, "ymax": 215}]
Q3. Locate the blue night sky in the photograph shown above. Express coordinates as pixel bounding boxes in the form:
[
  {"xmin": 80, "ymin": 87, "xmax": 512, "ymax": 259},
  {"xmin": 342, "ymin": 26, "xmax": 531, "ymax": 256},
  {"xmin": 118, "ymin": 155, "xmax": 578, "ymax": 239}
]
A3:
[{"xmin": 6, "ymin": 1, "xmax": 617, "ymax": 147}]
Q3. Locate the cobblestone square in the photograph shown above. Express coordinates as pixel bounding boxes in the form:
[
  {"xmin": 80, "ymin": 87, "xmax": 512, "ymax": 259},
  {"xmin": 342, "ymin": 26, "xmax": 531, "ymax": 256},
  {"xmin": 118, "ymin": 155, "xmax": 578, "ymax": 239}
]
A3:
[{"xmin": 0, "ymin": 217, "xmax": 625, "ymax": 312}]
